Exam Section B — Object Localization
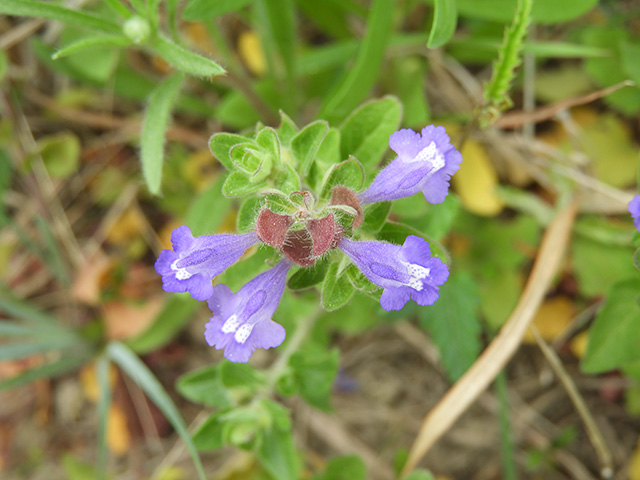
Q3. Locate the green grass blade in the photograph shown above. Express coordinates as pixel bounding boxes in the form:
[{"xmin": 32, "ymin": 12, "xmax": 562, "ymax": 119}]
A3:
[
  {"xmin": 0, "ymin": 320, "xmax": 32, "ymax": 336},
  {"xmin": 52, "ymin": 35, "xmax": 132, "ymax": 60},
  {"xmin": 106, "ymin": 342, "xmax": 206, "ymax": 480},
  {"xmin": 317, "ymin": 0, "xmax": 394, "ymax": 123},
  {"xmin": 0, "ymin": 290, "xmax": 58, "ymax": 326},
  {"xmin": 103, "ymin": 0, "xmax": 132, "ymax": 19},
  {"xmin": 34, "ymin": 216, "xmax": 71, "ymax": 286},
  {"xmin": 0, "ymin": 339, "xmax": 76, "ymax": 362},
  {"xmin": 0, "ymin": 0, "xmax": 121, "ymax": 34},
  {"xmin": 496, "ymin": 371, "xmax": 518, "ymax": 480},
  {"xmin": 96, "ymin": 354, "xmax": 112, "ymax": 479},
  {"xmin": 0, "ymin": 356, "xmax": 87, "ymax": 391},
  {"xmin": 427, "ymin": 0, "xmax": 458, "ymax": 49},
  {"xmin": 140, "ymin": 72, "xmax": 184, "ymax": 195},
  {"xmin": 151, "ymin": 35, "xmax": 226, "ymax": 78},
  {"xmin": 480, "ymin": 0, "xmax": 533, "ymax": 126}
]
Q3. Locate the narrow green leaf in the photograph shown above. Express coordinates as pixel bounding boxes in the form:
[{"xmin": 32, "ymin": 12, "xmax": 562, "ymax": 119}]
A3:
[
  {"xmin": 140, "ymin": 72, "xmax": 184, "ymax": 195},
  {"xmin": 0, "ymin": 0, "xmax": 121, "ymax": 34},
  {"xmin": 481, "ymin": 0, "xmax": 532, "ymax": 126},
  {"xmin": 582, "ymin": 278, "xmax": 640, "ymax": 373},
  {"xmin": 103, "ymin": 0, "xmax": 132, "ymax": 19},
  {"xmin": 0, "ymin": 356, "xmax": 86, "ymax": 391},
  {"xmin": 151, "ymin": 35, "xmax": 226, "ymax": 78},
  {"xmin": 427, "ymin": 0, "xmax": 458, "ymax": 49},
  {"xmin": 0, "ymin": 339, "xmax": 76, "ymax": 362},
  {"xmin": 34, "ymin": 216, "xmax": 70, "ymax": 286},
  {"xmin": 0, "ymin": 321, "xmax": 31, "ymax": 336},
  {"xmin": 183, "ymin": 0, "xmax": 253, "ymax": 20},
  {"xmin": 291, "ymin": 121, "xmax": 329, "ymax": 176},
  {"xmin": 176, "ymin": 365, "xmax": 232, "ymax": 408},
  {"xmin": 52, "ymin": 35, "xmax": 132, "ymax": 60},
  {"xmin": 418, "ymin": 272, "xmax": 482, "ymax": 382},
  {"xmin": 340, "ymin": 96, "xmax": 402, "ymax": 173},
  {"xmin": 457, "ymin": 0, "xmax": 597, "ymax": 23},
  {"xmin": 126, "ymin": 295, "xmax": 200, "ymax": 354},
  {"xmin": 322, "ymin": 263, "xmax": 355, "ymax": 311},
  {"xmin": 107, "ymin": 342, "xmax": 206, "ymax": 480},
  {"xmin": 318, "ymin": 0, "xmax": 394, "ymax": 123},
  {"xmin": 0, "ymin": 291, "xmax": 59, "ymax": 327}
]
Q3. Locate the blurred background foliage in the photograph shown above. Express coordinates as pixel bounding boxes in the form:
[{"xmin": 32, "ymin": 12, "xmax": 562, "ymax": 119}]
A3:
[{"xmin": 1, "ymin": 0, "xmax": 640, "ymax": 479}]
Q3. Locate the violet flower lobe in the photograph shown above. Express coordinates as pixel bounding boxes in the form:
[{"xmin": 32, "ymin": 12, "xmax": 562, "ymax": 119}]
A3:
[
  {"xmin": 155, "ymin": 225, "xmax": 258, "ymax": 301},
  {"xmin": 204, "ymin": 260, "xmax": 291, "ymax": 363},
  {"xmin": 358, "ymin": 125, "xmax": 462, "ymax": 205},
  {"xmin": 629, "ymin": 195, "xmax": 640, "ymax": 233},
  {"xmin": 339, "ymin": 235, "xmax": 449, "ymax": 311}
]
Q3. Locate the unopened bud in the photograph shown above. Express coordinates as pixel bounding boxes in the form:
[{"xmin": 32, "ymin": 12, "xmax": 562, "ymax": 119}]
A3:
[{"xmin": 123, "ymin": 16, "xmax": 151, "ymax": 44}]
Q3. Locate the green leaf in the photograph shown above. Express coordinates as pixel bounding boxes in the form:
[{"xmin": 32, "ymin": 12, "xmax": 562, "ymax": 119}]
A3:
[
  {"xmin": 582, "ymin": 278, "xmax": 640, "ymax": 373},
  {"xmin": 192, "ymin": 412, "xmax": 226, "ymax": 450},
  {"xmin": 402, "ymin": 470, "xmax": 436, "ymax": 480},
  {"xmin": 96, "ymin": 354, "xmax": 112, "ymax": 476},
  {"xmin": 277, "ymin": 112, "xmax": 299, "ymax": 146},
  {"xmin": 392, "ymin": 58, "xmax": 430, "ymax": 129},
  {"xmin": 346, "ymin": 264, "xmax": 380, "ymax": 294},
  {"xmin": 141, "ymin": 72, "xmax": 184, "ymax": 195},
  {"xmin": 291, "ymin": 121, "xmax": 329, "ymax": 176},
  {"xmin": 0, "ymin": 321, "xmax": 31, "ymax": 336},
  {"xmin": 176, "ymin": 365, "xmax": 232, "ymax": 408},
  {"xmin": 290, "ymin": 349, "xmax": 339, "ymax": 410},
  {"xmin": 52, "ymin": 35, "xmax": 131, "ymax": 59},
  {"xmin": 456, "ymin": 0, "xmax": 597, "ymax": 23},
  {"xmin": 317, "ymin": 0, "xmax": 394, "ymax": 123},
  {"xmin": 186, "ymin": 176, "xmax": 232, "ymax": 236},
  {"xmin": 126, "ymin": 295, "xmax": 200, "ymax": 354},
  {"xmin": 256, "ymin": 127, "xmax": 281, "ymax": 166},
  {"xmin": 0, "ymin": 290, "xmax": 57, "ymax": 326},
  {"xmin": 322, "ymin": 262, "xmax": 355, "ymax": 311},
  {"xmin": 36, "ymin": 132, "xmax": 80, "ymax": 179},
  {"xmin": 427, "ymin": 0, "xmax": 458, "ymax": 48},
  {"xmin": 0, "ymin": 0, "xmax": 121, "ymax": 34},
  {"xmin": 237, "ymin": 196, "xmax": 265, "ymax": 232},
  {"xmin": 107, "ymin": 342, "xmax": 206, "ymax": 480},
  {"xmin": 183, "ymin": 0, "xmax": 253, "ymax": 19},
  {"xmin": 222, "ymin": 171, "xmax": 266, "ymax": 197},
  {"xmin": 288, "ymin": 259, "xmax": 330, "ymax": 290},
  {"xmin": 339, "ymin": 96, "xmax": 402, "ymax": 173},
  {"xmin": 220, "ymin": 361, "xmax": 266, "ymax": 389},
  {"xmin": 0, "ymin": 339, "xmax": 77, "ymax": 362},
  {"xmin": 315, "ymin": 456, "xmax": 366, "ymax": 480},
  {"xmin": 319, "ymin": 156, "xmax": 365, "ymax": 201},
  {"xmin": 209, "ymin": 132, "xmax": 251, "ymax": 171},
  {"xmin": 151, "ymin": 35, "xmax": 226, "ymax": 78},
  {"xmin": 361, "ymin": 202, "xmax": 391, "ymax": 233},
  {"xmin": 418, "ymin": 273, "xmax": 481, "ymax": 382},
  {"xmin": 257, "ymin": 426, "xmax": 300, "ymax": 480}
]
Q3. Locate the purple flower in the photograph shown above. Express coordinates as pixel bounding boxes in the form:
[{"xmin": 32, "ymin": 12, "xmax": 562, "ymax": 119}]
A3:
[
  {"xmin": 629, "ymin": 195, "xmax": 640, "ymax": 233},
  {"xmin": 358, "ymin": 125, "xmax": 462, "ymax": 205},
  {"xmin": 339, "ymin": 235, "xmax": 449, "ymax": 311},
  {"xmin": 155, "ymin": 226, "xmax": 257, "ymax": 301},
  {"xmin": 204, "ymin": 260, "xmax": 291, "ymax": 362}
]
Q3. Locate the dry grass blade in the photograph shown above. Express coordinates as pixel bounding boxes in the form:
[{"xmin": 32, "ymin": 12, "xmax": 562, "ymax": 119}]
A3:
[
  {"xmin": 495, "ymin": 81, "xmax": 634, "ymax": 129},
  {"xmin": 531, "ymin": 326, "xmax": 615, "ymax": 478},
  {"xmin": 401, "ymin": 199, "xmax": 578, "ymax": 477}
]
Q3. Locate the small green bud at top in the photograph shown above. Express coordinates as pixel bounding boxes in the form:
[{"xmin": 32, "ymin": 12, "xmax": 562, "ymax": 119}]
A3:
[{"xmin": 123, "ymin": 16, "xmax": 151, "ymax": 44}]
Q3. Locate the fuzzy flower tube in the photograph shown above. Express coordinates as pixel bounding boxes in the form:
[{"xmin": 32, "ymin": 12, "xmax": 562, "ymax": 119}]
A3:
[
  {"xmin": 339, "ymin": 235, "xmax": 449, "ymax": 311},
  {"xmin": 204, "ymin": 260, "xmax": 291, "ymax": 362},
  {"xmin": 358, "ymin": 126, "xmax": 462, "ymax": 205},
  {"xmin": 155, "ymin": 226, "xmax": 258, "ymax": 301}
]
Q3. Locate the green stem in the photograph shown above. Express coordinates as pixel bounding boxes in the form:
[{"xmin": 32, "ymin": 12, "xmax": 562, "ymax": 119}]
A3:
[{"xmin": 496, "ymin": 370, "xmax": 518, "ymax": 480}]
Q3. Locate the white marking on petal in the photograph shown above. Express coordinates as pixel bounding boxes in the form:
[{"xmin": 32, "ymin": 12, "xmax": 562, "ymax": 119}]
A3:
[
  {"xmin": 406, "ymin": 142, "xmax": 445, "ymax": 173},
  {"xmin": 171, "ymin": 259, "xmax": 192, "ymax": 280},
  {"xmin": 234, "ymin": 323, "xmax": 253, "ymax": 344},
  {"xmin": 221, "ymin": 314, "xmax": 241, "ymax": 334},
  {"xmin": 402, "ymin": 262, "xmax": 431, "ymax": 292}
]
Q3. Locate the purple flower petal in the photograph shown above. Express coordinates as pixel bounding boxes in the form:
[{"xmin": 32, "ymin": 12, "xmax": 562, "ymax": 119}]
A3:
[
  {"xmin": 358, "ymin": 125, "xmax": 462, "ymax": 205},
  {"xmin": 155, "ymin": 226, "xmax": 258, "ymax": 301},
  {"xmin": 629, "ymin": 195, "xmax": 640, "ymax": 232},
  {"xmin": 204, "ymin": 260, "xmax": 291, "ymax": 362},
  {"xmin": 339, "ymin": 235, "xmax": 449, "ymax": 311}
]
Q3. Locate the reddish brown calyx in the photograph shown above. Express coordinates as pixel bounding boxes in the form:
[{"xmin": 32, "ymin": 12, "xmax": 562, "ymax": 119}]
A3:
[
  {"xmin": 255, "ymin": 208, "xmax": 292, "ymax": 247},
  {"xmin": 329, "ymin": 186, "xmax": 363, "ymax": 229}
]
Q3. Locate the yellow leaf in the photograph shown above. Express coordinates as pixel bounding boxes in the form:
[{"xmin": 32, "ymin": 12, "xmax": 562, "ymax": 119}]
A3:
[
  {"xmin": 107, "ymin": 404, "xmax": 131, "ymax": 456},
  {"xmin": 452, "ymin": 139, "xmax": 504, "ymax": 216},
  {"xmin": 630, "ymin": 436, "xmax": 640, "ymax": 480},
  {"xmin": 523, "ymin": 296, "xmax": 575, "ymax": 344},
  {"xmin": 238, "ymin": 31, "xmax": 266, "ymax": 77}
]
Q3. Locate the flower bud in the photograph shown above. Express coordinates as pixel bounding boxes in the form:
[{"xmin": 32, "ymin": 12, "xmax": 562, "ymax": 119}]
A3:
[{"xmin": 123, "ymin": 16, "xmax": 151, "ymax": 44}]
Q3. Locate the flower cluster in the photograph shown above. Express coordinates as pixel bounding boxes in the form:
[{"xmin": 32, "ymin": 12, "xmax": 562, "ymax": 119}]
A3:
[{"xmin": 155, "ymin": 125, "xmax": 462, "ymax": 362}]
